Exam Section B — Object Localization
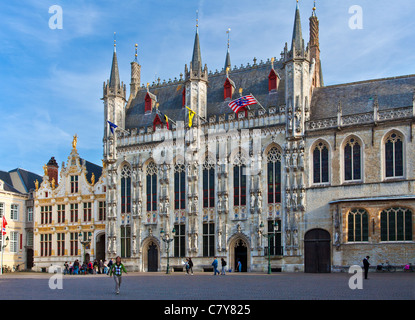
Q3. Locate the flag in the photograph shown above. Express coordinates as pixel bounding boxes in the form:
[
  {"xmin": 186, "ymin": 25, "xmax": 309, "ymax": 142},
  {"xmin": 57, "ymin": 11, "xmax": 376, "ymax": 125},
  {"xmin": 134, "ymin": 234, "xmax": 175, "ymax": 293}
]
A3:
[
  {"xmin": 186, "ymin": 106, "xmax": 196, "ymax": 128},
  {"xmin": 2, "ymin": 215, "xmax": 7, "ymax": 236},
  {"xmin": 228, "ymin": 94, "xmax": 257, "ymax": 113},
  {"xmin": 107, "ymin": 121, "xmax": 118, "ymax": 134},
  {"xmin": 164, "ymin": 114, "xmax": 169, "ymax": 130}
]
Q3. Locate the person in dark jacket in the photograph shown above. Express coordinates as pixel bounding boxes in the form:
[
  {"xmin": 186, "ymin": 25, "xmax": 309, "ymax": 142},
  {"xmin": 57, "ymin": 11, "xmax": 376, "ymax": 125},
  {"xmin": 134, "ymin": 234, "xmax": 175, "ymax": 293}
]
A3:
[
  {"xmin": 221, "ymin": 258, "xmax": 227, "ymax": 275},
  {"xmin": 363, "ymin": 256, "xmax": 370, "ymax": 279},
  {"xmin": 188, "ymin": 258, "xmax": 194, "ymax": 275}
]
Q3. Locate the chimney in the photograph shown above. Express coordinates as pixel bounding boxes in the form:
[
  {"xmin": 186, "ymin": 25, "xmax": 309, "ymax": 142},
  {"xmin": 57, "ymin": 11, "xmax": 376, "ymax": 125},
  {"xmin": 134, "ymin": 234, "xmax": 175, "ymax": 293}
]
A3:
[{"xmin": 47, "ymin": 157, "xmax": 59, "ymax": 186}]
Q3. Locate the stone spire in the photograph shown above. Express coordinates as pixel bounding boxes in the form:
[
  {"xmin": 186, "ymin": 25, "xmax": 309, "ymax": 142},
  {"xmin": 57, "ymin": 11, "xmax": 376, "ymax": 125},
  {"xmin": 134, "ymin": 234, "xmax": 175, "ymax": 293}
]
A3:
[
  {"xmin": 109, "ymin": 33, "xmax": 121, "ymax": 90},
  {"xmin": 291, "ymin": 0, "xmax": 304, "ymax": 54},
  {"xmin": 309, "ymin": 1, "xmax": 323, "ymax": 87},
  {"xmin": 224, "ymin": 28, "xmax": 231, "ymax": 71},
  {"xmin": 191, "ymin": 11, "xmax": 202, "ymax": 73}
]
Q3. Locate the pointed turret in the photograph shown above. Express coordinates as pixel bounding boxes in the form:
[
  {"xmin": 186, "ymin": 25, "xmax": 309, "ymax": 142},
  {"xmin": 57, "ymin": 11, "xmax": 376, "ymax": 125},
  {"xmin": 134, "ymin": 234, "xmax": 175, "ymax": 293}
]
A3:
[
  {"xmin": 224, "ymin": 28, "xmax": 231, "ymax": 71},
  {"xmin": 291, "ymin": 0, "xmax": 304, "ymax": 53},
  {"xmin": 109, "ymin": 35, "xmax": 121, "ymax": 90},
  {"xmin": 309, "ymin": 1, "xmax": 323, "ymax": 87},
  {"xmin": 191, "ymin": 17, "xmax": 202, "ymax": 73}
]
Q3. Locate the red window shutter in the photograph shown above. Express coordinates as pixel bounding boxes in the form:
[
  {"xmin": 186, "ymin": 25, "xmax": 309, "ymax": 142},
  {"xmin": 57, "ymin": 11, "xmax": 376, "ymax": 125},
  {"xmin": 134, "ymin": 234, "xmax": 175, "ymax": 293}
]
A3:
[
  {"xmin": 224, "ymin": 78, "xmax": 233, "ymax": 100},
  {"xmin": 268, "ymin": 69, "xmax": 278, "ymax": 91},
  {"xmin": 182, "ymin": 87, "xmax": 186, "ymax": 107},
  {"xmin": 20, "ymin": 233, "xmax": 22, "ymax": 250},
  {"xmin": 145, "ymin": 93, "xmax": 152, "ymax": 112}
]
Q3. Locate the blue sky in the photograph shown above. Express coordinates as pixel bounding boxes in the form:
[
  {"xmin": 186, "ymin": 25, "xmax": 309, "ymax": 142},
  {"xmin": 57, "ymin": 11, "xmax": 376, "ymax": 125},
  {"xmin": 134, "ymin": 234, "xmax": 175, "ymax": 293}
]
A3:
[{"xmin": 0, "ymin": 0, "xmax": 414, "ymax": 176}]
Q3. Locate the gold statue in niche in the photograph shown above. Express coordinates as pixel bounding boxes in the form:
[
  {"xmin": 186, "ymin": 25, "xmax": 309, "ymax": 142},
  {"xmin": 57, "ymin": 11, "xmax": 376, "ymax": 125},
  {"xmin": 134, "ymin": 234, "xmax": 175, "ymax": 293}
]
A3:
[
  {"xmin": 35, "ymin": 179, "xmax": 39, "ymax": 191},
  {"xmin": 72, "ymin": 134, "xmax": 78, "ymax": 149},
  {"xmin": 51, "ymin": 178, "xmax": 55, "ymax": 189},
  {"xmin": 91, "ymin": 173, "xmax": 95, "ymax": 185}
]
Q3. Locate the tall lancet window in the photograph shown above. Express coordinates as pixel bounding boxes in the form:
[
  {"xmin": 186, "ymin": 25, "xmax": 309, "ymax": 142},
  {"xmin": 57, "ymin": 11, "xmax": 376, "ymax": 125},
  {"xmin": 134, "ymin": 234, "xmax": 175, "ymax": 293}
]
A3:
[
  {"xmin": 385, "ymin": 132, "xmax": 404, "ymax": 178},
  {"xmin": 313, "ymin": 141, "xmax": 329, "ymax": 184},
  {"xmin": 146, "ymin": 161, "xmax": 158, "ymax": 212},
  {"xmin": 203, "ymin": 157, "xmax": 215, "ymax": 208},
  {"xmin": 233, "ymin": 152, "xmax": 247, "ymax": 206},
  {"xmin": 121, "ymin": 165, "xmax": 131, "ymax": 214},
  {"xmin": 174, "ymin": 163, "xmax": 186, "ymax": 210},
  {"xmin": 344, "ymin": 137, "xmax": 362, "ymax": 181},
  {"xmin": 267, "ymin": 147, "xmax": 282, "ymax": 204}
]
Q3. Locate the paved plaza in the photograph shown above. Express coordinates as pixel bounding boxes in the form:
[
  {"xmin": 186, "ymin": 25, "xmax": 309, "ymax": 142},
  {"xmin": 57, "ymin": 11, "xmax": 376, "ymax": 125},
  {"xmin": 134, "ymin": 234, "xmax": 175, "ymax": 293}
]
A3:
[{"xmin": 0, "ymin": 271, "xmax": 413, "ymax": 301}]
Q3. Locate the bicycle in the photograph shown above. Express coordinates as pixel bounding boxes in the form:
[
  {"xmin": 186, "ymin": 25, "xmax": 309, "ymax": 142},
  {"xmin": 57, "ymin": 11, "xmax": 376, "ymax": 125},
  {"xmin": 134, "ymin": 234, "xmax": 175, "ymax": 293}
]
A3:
[{"xmin": 376, "ymin": 261, "xmax": 396, "ymax": 273}]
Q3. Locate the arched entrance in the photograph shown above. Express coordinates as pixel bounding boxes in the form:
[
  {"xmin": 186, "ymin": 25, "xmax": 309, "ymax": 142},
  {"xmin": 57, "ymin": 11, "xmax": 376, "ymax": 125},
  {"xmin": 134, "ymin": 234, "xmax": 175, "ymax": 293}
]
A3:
[
  {"xmin": 229, "ymin": 234, "xmax": 250, "ymax": 272},
  {"xmin": 234, "ymin": 240, "xmax": 248, "ymax": 272},
  {"xmin": 142, "ymin": 237, "xmax": 160, "ymax": 272},
  {"xmin": 148, "ymin": 242, "xmax": 158, "ymax": 272},
  {"xmin": 304, "ymin": 229, "xmax": 331, "ymax": 273},
  {"xmin": 95, "ymin": 233, "xmax": 106, "ymax": 262}
]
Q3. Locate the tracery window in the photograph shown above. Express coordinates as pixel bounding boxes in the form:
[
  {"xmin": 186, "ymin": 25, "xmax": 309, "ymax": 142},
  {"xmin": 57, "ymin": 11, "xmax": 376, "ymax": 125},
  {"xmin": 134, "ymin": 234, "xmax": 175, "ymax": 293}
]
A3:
[
  {"xmin": 146, "ymin": 162, "xmax": 158, "ymax": 212},
  {"xmin": 267, "ymin": 147, "xmax": 282, "ymax": 204},
  {"xmin": 203, "ymin": 158, "xmax": 215, "ymax": 208},
  {"xmin": 233, "ymin": 152, "xmax": 247, "ymax": 206},
  {"xmin": 313, "ymin": 141, "xmax": 329, "ymax": 184},
  {"xmin": 121, "ymin": 165, "xmax": 131, "ymax": 214},
  {"xmin": 384, "ymin": 132, "xmax": 404, "ymax": 178},
  {"xmin": 344, "ymin": 137, "xmax": 362, "ymax": 181},
  {"xmin": 174, "ymin": 163, "xmax": 186, "ymax": 210},
  {"xmin": 347, "ymin": 208, "xmax": 369, "ymax": 242},
  {"xmin": 381, "ymin": 207, "xmax": 412, "ymax": 242}
]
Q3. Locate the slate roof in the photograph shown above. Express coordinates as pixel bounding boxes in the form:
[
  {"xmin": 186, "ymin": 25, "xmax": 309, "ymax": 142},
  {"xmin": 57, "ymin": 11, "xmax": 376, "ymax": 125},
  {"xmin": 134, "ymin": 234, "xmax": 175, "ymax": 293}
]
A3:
[
  {"xmin": 0, "ymin": 168, "xmax": 42, "ymax": 194},
  {"xmin": 79, "ymin": 158, "xmax": 103, "ymax": 183},
  {"xmin": 310, "ymin": 74, "xmax": 415, "ymax": 120},
  {"xmin": 125, "ymin": 60, "xmax": 284, "ymax": 130}
]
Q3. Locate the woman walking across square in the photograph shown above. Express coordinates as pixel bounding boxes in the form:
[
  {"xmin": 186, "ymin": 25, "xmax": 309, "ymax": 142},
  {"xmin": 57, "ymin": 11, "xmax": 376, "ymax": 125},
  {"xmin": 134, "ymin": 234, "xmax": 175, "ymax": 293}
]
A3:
[{"xmin": 109, "ymin": 256, "xmax": 127, "ymax": 294}]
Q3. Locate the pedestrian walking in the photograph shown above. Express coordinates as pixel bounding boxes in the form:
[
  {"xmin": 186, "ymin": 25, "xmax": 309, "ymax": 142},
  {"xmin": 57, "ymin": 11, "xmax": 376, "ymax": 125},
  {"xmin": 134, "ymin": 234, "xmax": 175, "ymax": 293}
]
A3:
[
  {"xmin": 188, "ymin": 258, "xmax": 194, "ymax": 275},
  {"xmin": 221, "ymin": 258, "xmax": 227, "ymax": 275},
  {"xmin": 363, "ymin": 256, "xmax": 370, "ymax": 279},
  {"xmin": 212, "ymin": 257, "xmax": 219, "ymax": 275},
  {"xmin": 109, "ymin": 256, "xmax": 127, "ymax": 294},
  {"xmin": 185, "ymin": 258, "xmax": 190, "ymax": 274},
  {"xmin": 237, "ymin": 259, "xmax": 242, "ymax": 272},
  {"xmin": 63, "ymin": 261, "xmax": 69, "ymax": 275}
]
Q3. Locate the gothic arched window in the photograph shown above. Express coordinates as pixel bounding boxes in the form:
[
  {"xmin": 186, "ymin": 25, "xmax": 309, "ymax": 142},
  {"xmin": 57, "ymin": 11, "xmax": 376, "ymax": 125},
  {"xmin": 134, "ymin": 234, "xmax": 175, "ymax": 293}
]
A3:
[
  {"xmin": 347, "ymin": 208, "xmax": 369, "ymax": 242},
  {"xmin": 313, "ymin": 141, "xmax": 329, "ymax": 184},
  {"xmin": 381, "ymin": 207, "xmax": 412, "ymax": 242},
  {"xmin": 384, "ymin": 132, "xmax": 404, "ymax": 178},
  {"xmin": 121, "ymin": 165, "xmax": 131, "ymax": 214},
  {"xmin": 233, "ymin": 152, "xmax": 247, "ymax": 206},
  {"xmin": 146, "ymin": 161, "xmax": 158, "ymax": 212},
  {"xmin": 344, "ymin": 137, "xmax": 362, "ymax": 181},
  {"xmin": 203, "ymin": 158, "xmax": 215, "ymax": 208},
  {"xmin": 267, "ymin": 147, "xmax": 282, "ymax": 204},
  {"xmin": 174, "ymin": 163, "xmax": 186, "ymax": 210}
]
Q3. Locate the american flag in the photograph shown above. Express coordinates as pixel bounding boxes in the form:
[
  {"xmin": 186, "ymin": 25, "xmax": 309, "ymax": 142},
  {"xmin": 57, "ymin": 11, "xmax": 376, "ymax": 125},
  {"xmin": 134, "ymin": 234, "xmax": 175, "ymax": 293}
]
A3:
[{"xmin": 228, "ymin": 94, "xmax": 257, "ymax": 113}]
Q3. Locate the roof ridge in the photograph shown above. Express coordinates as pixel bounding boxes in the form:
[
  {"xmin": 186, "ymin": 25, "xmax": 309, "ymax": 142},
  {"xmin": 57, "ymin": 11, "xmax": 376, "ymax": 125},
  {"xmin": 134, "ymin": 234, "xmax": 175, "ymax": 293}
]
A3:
[{"xmin": 323, "ymin": 74, "xmax": 415, "ymax": 89}]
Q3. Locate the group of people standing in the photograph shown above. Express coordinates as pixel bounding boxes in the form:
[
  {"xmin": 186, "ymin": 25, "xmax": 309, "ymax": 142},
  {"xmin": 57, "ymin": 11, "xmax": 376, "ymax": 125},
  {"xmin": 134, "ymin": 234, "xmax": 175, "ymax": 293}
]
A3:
[{"xmin": 64, "ymin": 259, "xmax": 113, "ymax": 275}]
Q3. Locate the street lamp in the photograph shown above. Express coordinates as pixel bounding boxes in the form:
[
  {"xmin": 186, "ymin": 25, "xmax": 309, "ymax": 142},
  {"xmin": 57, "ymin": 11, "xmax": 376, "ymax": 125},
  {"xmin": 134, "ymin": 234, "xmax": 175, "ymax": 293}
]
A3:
[
  {"xmin": 160, "ymin": 227, "xmax": 175, "ymax": 274},
  {"xmin": 259, "ymin": 221, "xmax": 278, "ymax": 274},
  {"xmin": 0, "ymin": 236, "xmax": 9, "ymax": 275},
  {"xmin": 79, "ymin": 231, "xmax": 92, "ymax": 263}
]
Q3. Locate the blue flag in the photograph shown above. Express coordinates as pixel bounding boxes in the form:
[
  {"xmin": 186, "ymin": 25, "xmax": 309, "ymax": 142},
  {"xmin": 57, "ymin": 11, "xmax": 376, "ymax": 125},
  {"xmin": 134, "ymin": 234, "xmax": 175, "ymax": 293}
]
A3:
[{"xmin": 107, "ymin": 121, "xmax": 118, "ymax": 134}]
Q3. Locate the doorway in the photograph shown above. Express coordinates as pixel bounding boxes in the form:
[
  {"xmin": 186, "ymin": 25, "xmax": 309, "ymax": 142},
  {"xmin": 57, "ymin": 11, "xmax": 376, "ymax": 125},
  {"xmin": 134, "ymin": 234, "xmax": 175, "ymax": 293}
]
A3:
[
  {"xmin": 147, "ymin": 241, "xmax": 158, "ymax": 272},
  {"xmin": 304, "ymin": 229, "xmax": 331, "ymax": 273},
  {"xmin": 95, "ymin": 233, "xmax": 106, "ymax": 262},
  {"xmin": 234, "ymin": 239, "xmax": 248, "ymax": 272}
]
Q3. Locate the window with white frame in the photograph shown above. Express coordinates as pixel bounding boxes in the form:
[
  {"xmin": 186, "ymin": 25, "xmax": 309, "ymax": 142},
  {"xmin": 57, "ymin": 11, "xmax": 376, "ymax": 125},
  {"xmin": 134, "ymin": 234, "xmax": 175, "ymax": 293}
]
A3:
[
  {"xmin": 10, "ymin": 231, "xmax": 18, "ymax": 253},
  {"xmin": 10, "ymin": 204, "xmax": 18, "ymax": 221}
]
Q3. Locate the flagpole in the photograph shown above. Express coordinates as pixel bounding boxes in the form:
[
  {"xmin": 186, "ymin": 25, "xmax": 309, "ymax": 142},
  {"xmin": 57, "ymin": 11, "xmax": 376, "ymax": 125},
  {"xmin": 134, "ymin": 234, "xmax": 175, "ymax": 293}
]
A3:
[
  {"xmin": 1, "ymin": 218, "xmax": 3, "ymax": 275},
  {"xmin": 186, "ymin": 106, "xmax": 207, "ymax": 124},
  {"xmin": 250, "ymin": 93, "xmax": 267, "ymax": 111}
]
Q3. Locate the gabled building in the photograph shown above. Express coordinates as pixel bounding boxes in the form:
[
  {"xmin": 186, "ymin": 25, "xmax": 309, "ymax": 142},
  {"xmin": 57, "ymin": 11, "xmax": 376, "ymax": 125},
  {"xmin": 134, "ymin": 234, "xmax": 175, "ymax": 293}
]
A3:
[
  {"xmin": 33, "ymin": 137, "xmax": 107, "ymax": 272},
  {"xmin": 0, "ymin": 168, "xmax": 41, "ymax": 271}
]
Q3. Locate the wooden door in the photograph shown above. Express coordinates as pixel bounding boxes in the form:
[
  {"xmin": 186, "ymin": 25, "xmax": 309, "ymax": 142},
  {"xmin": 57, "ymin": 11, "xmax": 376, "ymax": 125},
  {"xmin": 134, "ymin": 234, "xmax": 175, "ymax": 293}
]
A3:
[
  {"xmin": 148, "ymin": 242, "xmax": 158, "ymax": 272},
  {"xmin": 304, "ymin": 229, "xmax": 331, "ymax": 273}
]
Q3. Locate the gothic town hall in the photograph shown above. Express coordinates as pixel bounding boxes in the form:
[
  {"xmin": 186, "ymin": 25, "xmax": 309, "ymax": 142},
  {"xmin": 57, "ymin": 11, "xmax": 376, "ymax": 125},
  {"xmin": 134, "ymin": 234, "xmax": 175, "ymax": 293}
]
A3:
[{"xmin": 102, "ymin": 3, "xmax": 415, "ymax": 272}]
